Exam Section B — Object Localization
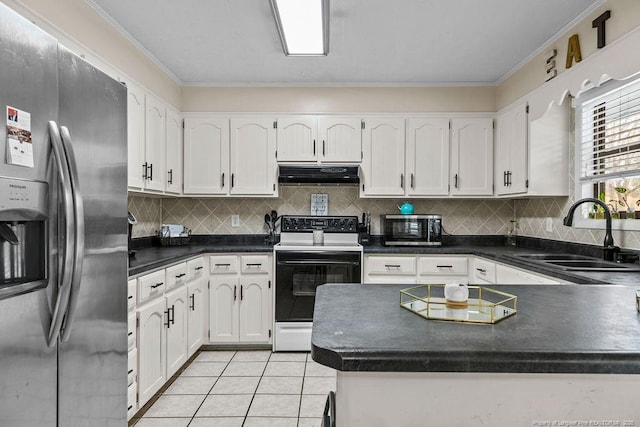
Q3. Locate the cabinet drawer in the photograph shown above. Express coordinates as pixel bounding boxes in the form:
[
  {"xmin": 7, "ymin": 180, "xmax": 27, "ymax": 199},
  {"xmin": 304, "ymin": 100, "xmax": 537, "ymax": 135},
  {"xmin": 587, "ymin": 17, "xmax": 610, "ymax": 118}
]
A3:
[
  {"xmin": 241, "ymin": 255, "xmax": 270, "ymax": 274},
  {"xmin": 209, "ymin": 255, "xmax": 238, "ymax": 274},
  {"xmin": 138, "ymin": 270, "xmax": 166, "ymax": 304},
  {"xmin": 128, "ymin": 349, "xmax": 137, "ymax": 387},
  {"xmin": 166, "ymin": 263, "xmax": 188, "ymax": 290},
  {"xmin": 187, "ymin": 257, "xmax": 205, "ymax": 281},
  {"xmin": 127, "ymin": 382, "xmax": 137, "ymax": 420},
  {"xmin": 419, "ymin": 257, "xmax": 468, "ymax": 276},
  {"xmin": 472, "ymin": 258, "xmax": 496, "ymax": 283},
  {"xmin": 127, "ymin": 279, "xmax": 137, "ymax": 312},
  {"xmin": 366, "ymin": 256, "xmax": 416, "ymax": 275},
  {"xmin": 127, "ymin": 313, "xmax": 136, "ymax": 351}
]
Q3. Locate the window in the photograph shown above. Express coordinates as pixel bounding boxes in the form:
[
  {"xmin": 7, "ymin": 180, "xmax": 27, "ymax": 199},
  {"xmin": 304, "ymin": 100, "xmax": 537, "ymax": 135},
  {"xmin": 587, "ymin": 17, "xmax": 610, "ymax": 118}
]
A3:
[{"xmin": 577, "ymin": 75, "xmax": 640, "ymax": 223}]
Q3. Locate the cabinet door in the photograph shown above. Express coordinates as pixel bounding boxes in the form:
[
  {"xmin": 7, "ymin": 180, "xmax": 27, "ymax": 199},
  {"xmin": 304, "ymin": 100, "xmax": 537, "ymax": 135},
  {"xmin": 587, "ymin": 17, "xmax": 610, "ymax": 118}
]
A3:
[
  {"xmin": 137, "ymin": 297, "xmax": 167, "ymax": 407},
  {"xmin": 361, "ymin": 118, "xmax": 405, "ymax": 196},
  {"xmin": 496, "ymin": 103, "xmax": 528, "ymax": 196},
  {"xmin": 239, "ymin": 276, "xmax": 271, "ymax": 343},
  {"xmin": 318, "ymin": 117, "xmax": 362, "ymax": 163},
  {"xmin": 230, "ymin": 118, "xmax": 277, "ymax": 196},
  {"xmin": 451, "ymin": 118, "xmax": 493, "ymax": 196},
  {"xmin": 126, "ymin": 81, "xmax": 145, "ymax": 189},
  {"xmin": 209, "ymin": 276, "xmax": 239, "ymax": 343},
  {"xmin": 406, "ymin": 118, "xmax": 450, "ymax": 196},
  {"xmin": 187, "ymin": 278, "xmax": 206, "ymax": 357},
  {"xmin": 144, "ymin": 94, "xmax": 166, "ymax": 192},
  {"xmin": 165, "ymin": 287, "xmax": 189, "ymax": 378},
  {"xmin": 276, "ymin": 117, "xmax": 317, "ymax": 162},
  {"xmin": 165, "ymin": 108, "xmax": 183, "ymax": 194},
  {"xmin": 183, "ymin": 117, "xmax": 229, "ymax": 194}
]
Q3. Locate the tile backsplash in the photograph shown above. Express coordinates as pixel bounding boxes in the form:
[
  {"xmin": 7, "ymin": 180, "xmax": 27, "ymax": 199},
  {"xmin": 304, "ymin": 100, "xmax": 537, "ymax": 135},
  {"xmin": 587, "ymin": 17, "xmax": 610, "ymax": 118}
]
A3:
[
  {"xmin": 160, "ymin": 186, "xmax": 516, "ymax": 236},
  {"xmin": 128, "ymin": 195, "xmax": 162, "ymax": 238}
]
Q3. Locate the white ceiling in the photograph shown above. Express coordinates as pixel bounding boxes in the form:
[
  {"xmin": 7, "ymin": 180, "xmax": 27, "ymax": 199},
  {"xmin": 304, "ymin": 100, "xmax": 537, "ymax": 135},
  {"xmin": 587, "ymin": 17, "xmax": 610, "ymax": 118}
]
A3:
[{"xmin": 87, "ymin": 0, "xmax": 602, "ymax": 86}]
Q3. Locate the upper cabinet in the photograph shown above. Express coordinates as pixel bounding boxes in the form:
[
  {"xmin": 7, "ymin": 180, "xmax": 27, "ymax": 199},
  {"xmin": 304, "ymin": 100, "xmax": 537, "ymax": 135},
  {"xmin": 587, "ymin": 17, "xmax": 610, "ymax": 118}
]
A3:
[
  {"xmin": 183, "ymin": 118, "xmax": 229, "ymax": 195},
  {"xmin": 126, "ymin": 81, "xmax": 146, "ymax": 190},
  {"xmin": 450, "ymin": 117, "xmax": 494, "ymax": 196},
  {"xmin": 143, "ymin": 94, "xmax": 166, "ymax": 192},
  {"xmin": 230, "ymin": 118, "xmax": 277, "ymax": 196},
  {"xmin": 405, "ymin": 118, "xmax": 450, "ymax": 196},
  {"xmin": 495, "ymin": 103, "xmax": 528, "ymax": 196},
  {"xmin": 165, "ymin": 107, "xmax": 183, "ymax": 195},
  {"xmin": 275, "ymin": 116, "xmax": 362, "ymax": 163},
  {"xmin": 360, "ymin": 117, "xmax": 406, "ymax": 196}
]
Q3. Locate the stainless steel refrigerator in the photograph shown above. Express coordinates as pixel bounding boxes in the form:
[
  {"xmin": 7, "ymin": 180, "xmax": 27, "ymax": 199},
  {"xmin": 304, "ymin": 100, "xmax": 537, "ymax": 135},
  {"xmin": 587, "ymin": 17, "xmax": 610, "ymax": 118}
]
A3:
[{"xmin": 0, "ymin": 3, "xmax": 127, "ymax": 426}]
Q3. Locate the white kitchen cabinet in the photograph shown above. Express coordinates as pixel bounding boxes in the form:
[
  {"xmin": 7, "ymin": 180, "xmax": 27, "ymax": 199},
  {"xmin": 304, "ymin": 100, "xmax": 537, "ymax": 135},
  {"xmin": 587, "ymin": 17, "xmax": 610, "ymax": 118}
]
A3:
[
  {"xmin": 418, "ymin": 256, "xmax": 469, "ymax": 284},
  {"xmin": 406, "ymin": 118, "xmax": 450, "ymax": 196},
  {"xmin": 143, "ymin": 93, "xmax": 166, "ymax": 192},
  {"xmin": 127, "ymin": 278, "xmax": 137, "ymax": 312},
  {"xmin": 230, "ymin": 118, "xmax": 277, "ymax": 196},
  {"xmin": 450, "ymin": 117, "xmax": 493, "ymax": 196},
  {"xmin": 495, "ymin": 263, "xmax": 561, "ymax": 285},
  {"xmin": 471, "ymin": 257, "xmax": 496, "ymax": 284},
  {"xmin": 137, "ymin": 269, "xmax": 166, "ymax": 305},
  {"xmin": 165, "ymin": 262, "xmax": 187, "ymax": 291},
  {"xmin": 361, "ymin": 118, "xmax": 406, "ymax": 196},
  {"xmin": 209, "ymin": 254, "xmax": 272, "ymax": 344},
  {"xmin": 364, "ymin": 255, "xmax": 417, "ymax": 284},
  {"xmin": 127, "ymin": 382, "xmax": 137, "ymax": 420},
  {"xmin": 126, "ymin": 81, "xmax": 146, "ymax": 190},
  {"xmin": 318, "ymin": 117, "xmax": 362, "ymax": 163},
  {"xmin": 165, "ymin": 286, "xmax": 189, "ymax": 378},
  {"xmin": 276, "ymin": 116, "xmax": 362, "ymax": 163},
  {"xmin": 183, "ymin": 117, "xmax": 229, "ymax": 195},
  {"xmin": 165, "ymin": 107, "xmax": 183, "ymax": 194},
  {"xmin": 187, "ymin": 277, "xmax": 206, "ymax": 357},
  {"xmin": 495, "ymin": 102, "xmax": 528, "ymax": 196},
  {"xmin": 276, "ymin": 116, "xmax": 318, "ymax": 162},
  {"xmin": 136, "ymin": 296, "xmax": 167, "ymax": 406}
]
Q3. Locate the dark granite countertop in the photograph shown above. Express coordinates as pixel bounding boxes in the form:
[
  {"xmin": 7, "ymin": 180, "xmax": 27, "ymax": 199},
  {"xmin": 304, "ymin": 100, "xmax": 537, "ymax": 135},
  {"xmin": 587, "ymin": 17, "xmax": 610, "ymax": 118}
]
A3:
[{"xmin": 311, "ymin": 283, "xmax": 640, "ymax": 374}]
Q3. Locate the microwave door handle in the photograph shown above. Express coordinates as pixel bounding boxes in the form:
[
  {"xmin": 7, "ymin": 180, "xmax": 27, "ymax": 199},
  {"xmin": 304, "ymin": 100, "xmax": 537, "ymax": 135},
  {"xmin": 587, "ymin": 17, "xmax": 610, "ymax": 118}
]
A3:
[
  {"xmin": 59, "ymin": 126, "xmax": 85, "ymax": 342},
  {"xmin": 47, "ymin": 121, "xmax": 75, "ymax": 348}
]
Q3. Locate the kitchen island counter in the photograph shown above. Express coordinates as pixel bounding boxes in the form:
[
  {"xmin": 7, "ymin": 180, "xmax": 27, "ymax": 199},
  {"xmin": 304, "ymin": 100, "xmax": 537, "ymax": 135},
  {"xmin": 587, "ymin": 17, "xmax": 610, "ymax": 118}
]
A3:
[
  {"xmin": 311, "ymin": 283, "xmax": 640, "ymax": 374},
  {"xmin": 312, "ymin": 283, "xmax": 640, "ymax": 426}
]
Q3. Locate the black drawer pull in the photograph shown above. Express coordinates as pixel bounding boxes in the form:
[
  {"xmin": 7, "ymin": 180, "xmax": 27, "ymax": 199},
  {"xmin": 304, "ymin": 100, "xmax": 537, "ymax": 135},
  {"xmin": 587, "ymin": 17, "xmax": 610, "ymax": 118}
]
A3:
[
  {"xmin": 194, "ymin": 266, "xmax": 203, "ymax": 271},
  {"xmin": 215, "ymin": 263, "xmax": 231, "ymax": 267},
  {"xmin": 128, "ymin": 296, "xmax": 133, "ymax": 300},
  {"xmin": 436, "ymin": 265, "xmax": 453, "ymax": 268},
  {"xmin": 128, "ymin": 405, "xmax": 133, "ymax": 411},
  {"xmin": 246, "ymin": 263, "xmax": 262, "ymax": 267},
  {"xmin": 385, "ymin": 264, "xmax": 401, "ymax": 268},
  {"xmin": 175, "ymin": 273, "xmax": 186, "ymax": 278},
  {"xmin": 128, "ymin": 369, "xmax": 133, "ymax": 374},
  {"xmin": 127, "ymin": 332, "xmax": 133, "ymax": 336},
  {"xmin": 476, "ymin": 268, "xmax": 487, "ymax": 274},
  {"xmin": 151, "ymin": 282, "xmax": 163, "ymax": 289}
]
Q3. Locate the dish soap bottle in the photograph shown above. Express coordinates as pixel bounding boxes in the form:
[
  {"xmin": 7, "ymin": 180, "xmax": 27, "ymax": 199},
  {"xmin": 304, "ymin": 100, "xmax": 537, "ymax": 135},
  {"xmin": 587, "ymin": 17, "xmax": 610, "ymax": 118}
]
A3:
[{"xmin": 506, "ymin": 220, "xmax": 517, "ymax": 247}]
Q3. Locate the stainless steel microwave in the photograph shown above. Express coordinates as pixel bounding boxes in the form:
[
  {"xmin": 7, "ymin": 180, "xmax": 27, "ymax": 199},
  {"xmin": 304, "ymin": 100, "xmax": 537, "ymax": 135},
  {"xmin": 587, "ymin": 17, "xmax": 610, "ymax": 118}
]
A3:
[{"xmin": 382, "ymin": 214, "xmax": 442, "ymax": 246}]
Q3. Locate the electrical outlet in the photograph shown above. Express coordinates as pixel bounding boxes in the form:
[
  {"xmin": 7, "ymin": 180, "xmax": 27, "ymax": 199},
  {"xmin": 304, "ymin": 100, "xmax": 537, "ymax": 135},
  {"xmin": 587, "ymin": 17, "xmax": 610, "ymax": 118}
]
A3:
[
  {"xmin": 231, "ymin": 215, "xmax": 240, "ymax": 228},
  {"xmin": 545, "ymin": 217, "xmax": 553, "ymax": 233}
]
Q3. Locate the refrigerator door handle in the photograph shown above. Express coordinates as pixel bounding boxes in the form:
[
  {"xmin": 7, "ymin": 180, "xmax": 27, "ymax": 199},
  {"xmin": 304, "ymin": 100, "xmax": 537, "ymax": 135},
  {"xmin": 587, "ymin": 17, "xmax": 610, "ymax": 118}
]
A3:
[
  {"xmin": 47, "ymin": 121, "xmax": 76, "ymax": 347},
  {"xmin": 59, "ymin": 126, "xmax": 85, "ymax": 343}
]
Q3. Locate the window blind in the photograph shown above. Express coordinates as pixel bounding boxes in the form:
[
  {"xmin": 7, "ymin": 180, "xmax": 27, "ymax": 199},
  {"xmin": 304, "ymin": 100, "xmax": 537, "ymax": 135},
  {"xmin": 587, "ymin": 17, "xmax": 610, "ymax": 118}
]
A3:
[{"xmin": 579, "ymin": 77, "xmax": 640, "ymax": 182}]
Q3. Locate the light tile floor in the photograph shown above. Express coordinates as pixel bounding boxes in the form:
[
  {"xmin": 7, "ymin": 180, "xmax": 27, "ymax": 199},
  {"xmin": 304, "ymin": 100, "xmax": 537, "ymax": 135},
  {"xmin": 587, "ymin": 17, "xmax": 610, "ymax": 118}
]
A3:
[{"xmin": 131, "ymin": 350, "xmax": 335, "ymax": 427}]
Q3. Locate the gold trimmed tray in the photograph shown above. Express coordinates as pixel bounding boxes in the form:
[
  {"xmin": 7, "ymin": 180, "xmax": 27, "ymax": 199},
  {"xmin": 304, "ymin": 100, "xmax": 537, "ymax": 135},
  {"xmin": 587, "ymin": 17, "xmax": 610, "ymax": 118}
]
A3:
[{"xmin": 400, "ymin": 284, "xmax": 517, "ymax": 324}]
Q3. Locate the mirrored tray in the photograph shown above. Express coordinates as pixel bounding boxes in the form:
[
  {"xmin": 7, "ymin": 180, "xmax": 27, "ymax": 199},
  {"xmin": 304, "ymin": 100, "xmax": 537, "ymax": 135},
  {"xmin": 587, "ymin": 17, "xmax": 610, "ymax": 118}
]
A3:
[{"xmin": 400, "ymin": 284, "xmax": 517, "ymax": 324}]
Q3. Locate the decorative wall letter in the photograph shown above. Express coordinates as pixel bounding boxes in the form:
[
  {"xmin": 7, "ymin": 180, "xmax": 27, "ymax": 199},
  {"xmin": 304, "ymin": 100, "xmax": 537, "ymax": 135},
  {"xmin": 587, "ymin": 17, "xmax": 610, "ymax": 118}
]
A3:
[
  {"xmin": 565, "ymin": 34, "xmax": 582, "ymax": 69},
  {"xmin": 592, "ymin": 10, "xmax": 611, "ymax": 49}
]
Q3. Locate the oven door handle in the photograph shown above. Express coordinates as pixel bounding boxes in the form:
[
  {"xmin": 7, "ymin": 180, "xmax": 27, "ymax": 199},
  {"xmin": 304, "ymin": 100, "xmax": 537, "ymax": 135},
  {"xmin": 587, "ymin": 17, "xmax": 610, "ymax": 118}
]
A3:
[{"xmin": 277, "ymin": 260, "xmax": 361, "ymax": 266}]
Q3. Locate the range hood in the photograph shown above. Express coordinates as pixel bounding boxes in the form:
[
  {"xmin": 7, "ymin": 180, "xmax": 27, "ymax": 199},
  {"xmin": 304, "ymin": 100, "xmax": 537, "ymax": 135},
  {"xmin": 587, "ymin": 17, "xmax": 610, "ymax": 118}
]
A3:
[{"xmin": 278, "ymin": 165, "xmax": 360, "ymax": 185}]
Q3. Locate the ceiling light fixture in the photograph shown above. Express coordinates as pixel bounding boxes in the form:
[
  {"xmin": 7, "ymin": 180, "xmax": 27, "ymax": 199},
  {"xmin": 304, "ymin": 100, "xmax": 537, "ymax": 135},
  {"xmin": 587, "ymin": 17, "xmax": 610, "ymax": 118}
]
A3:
[{"xmin": 270, "ymin": 0, "xmax": 329, "ymax": 56}]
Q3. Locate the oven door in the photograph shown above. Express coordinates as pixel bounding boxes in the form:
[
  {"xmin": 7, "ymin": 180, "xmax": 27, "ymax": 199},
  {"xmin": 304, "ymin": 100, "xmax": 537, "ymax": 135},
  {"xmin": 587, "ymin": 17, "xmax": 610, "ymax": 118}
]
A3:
[{"xmin": 275, "ymin": 250, "xmax": 361, "ymax": 322}]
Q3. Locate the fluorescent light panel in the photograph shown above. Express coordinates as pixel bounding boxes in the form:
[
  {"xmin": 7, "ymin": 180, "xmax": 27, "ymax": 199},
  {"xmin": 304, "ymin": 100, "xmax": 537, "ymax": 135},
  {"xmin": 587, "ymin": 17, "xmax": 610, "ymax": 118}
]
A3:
[{"xmin": 271, "ymin": 0, "xmax": 329, "ymax": 56}]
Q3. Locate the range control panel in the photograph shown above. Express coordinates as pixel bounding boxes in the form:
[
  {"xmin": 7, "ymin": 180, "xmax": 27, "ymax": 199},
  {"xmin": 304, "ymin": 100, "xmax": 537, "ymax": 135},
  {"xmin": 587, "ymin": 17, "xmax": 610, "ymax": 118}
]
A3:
[{"xmin": 281, "ymin": 215, "xmax": 359, "ymax": 233}]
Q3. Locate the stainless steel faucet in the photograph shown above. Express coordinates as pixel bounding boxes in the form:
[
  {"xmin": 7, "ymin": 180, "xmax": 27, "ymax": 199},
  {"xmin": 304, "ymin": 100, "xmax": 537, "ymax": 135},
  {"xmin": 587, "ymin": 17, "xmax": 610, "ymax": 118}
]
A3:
[{"xmin": 563, "ymin": 198, "xmax": 619, "ymax": 261}]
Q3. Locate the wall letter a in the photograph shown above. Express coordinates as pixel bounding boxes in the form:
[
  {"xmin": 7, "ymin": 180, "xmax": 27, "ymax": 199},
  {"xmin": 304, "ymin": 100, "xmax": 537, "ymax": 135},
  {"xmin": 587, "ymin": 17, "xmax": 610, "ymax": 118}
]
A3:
[{"xmin": 566, "ymin": 34, "xmax": 582, "ymax": 69}]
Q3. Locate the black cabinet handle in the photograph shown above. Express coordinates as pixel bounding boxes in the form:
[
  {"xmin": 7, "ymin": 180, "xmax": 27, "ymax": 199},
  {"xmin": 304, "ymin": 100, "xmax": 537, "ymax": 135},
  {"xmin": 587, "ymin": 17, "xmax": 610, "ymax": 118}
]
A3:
[
  {"xmin": 454, "ymin": 174, "xmax": 458, "ymax": 189},
  {"xmin": 151, "ymin": 282, "xmax": 163, "ymax": 289},
  {"xmin": 234, "ymin": 285, "xmax": 237, "ymax": 301},
  {"xmin": 195, "ymin": 266, "xmax": 203, "ymax": 271},
  {"xmin": 127, "ymin": 332, "xmax": 133, "ymax": 336},
  {"xmin": 190, "ymin": 294, "xmax": 195, "ymax": 311},
  {"xmin": 476, "ymin": 268, "xmax": 487, "ymax": 274},
  {"xmin": 168, "ymin": 169, "xmax": 173, "ymax": 184},
  {"xmin": 128, "ymin": 369, "xmax": 133, "ymax": 374},
  {"xmin": 170, "ymin": 305, "xmax": 175, "ymax": 325},
  {"xmin": 400, "ymin": 174, "xmax": 404, "ymax": 189},
  {"xmin": 128, "ymin": 405, "xmax": 133, "ymax": 411},
  {"xmin": 322, "ymin": 140, "xmax": 326, "ymax": 156},
  {"xmin": 240, "ymin": 285, "xmax": 244, "ymax": 301},
  {"xmin": 411, "ymin": 173, "xmax": 414, "ymax": 189},
  {"xmin": 246, "ymin": 263, "xmax": 262, "ymax": 267},
  {"xmin": 165, "ymin": 309, "xmax": 171, "ymax": 328},
  {"xmin": 142, "ymin": 162, "xmax": 148, "ymax": 179},
  {"xmin": 385, "ymin": 264, "xmax": 401, "ymax": 268},
  {"xmin": 313, "ymin": 139, "xmax": 316, "ymax": 156},
  {"xmin": 436, "ymin": 265, "xmax": 453, "ymax": 268},
  {"xmin": 176, "ymin": 273, "xmax": 186, "ymax": 278},
  {"xmin": 215, "ymin": 263, "xmax": 231, "ymax": 267},
  {"xmin": 128, "ymin": 296, "xmax": 133, "ymax": 300},
  {"xmin": 503, "ymin": 171, "xmax": 507, "ymax": 187},
  {"xmin": 148, "ymin": 163, "xmax": 153, "ymax": 181},
  {"xmin": 507, "ymin": 171, "xmax": 512, "ymax": 186},
  {"xmin": 231, "ymin": 173, "xmax": 235, "ymax": 188}
]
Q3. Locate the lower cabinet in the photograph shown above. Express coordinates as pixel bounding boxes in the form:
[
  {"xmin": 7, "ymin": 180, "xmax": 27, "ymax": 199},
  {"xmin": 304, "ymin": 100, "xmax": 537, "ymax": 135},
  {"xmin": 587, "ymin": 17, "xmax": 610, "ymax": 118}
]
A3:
[
  {"xmin": 209, "ymin": 254, "xmax": 272, "ymax": 344},
  {"xmin": 187, "ymin": 278, "xmax": 206, "ymax": 357},
  {"xmin": 165, "ymin": 287, "xmax": 189, "ymax": 379},
  {"xmin": 137, "ymin": 296, "xmax": 167, "ymax": 406}
]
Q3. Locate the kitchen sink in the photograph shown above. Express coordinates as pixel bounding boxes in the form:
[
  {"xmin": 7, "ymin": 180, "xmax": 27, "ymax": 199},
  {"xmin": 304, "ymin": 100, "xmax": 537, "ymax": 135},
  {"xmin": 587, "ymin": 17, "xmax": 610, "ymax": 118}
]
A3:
[
  {"xmin": 515, "ymin": 254, "xmax": 594, "ymax": 261},
  {"xmin": 514, "ymin": 253, "xmax": 640, "ymax": 272}
]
